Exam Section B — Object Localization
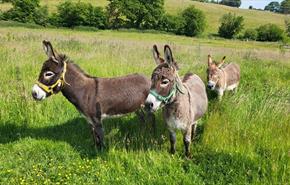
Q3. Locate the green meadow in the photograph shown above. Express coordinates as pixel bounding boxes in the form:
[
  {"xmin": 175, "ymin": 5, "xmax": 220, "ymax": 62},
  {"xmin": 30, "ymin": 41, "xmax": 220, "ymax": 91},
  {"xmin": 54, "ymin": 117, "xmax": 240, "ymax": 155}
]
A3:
[{"xmin": 0, "ymin": 24, "xmax": 289, "ymax": 184}]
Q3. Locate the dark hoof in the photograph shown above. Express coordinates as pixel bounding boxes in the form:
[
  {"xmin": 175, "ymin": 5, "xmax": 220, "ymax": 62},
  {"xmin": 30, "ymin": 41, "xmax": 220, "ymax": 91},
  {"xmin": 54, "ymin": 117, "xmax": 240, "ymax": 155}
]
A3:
[
  {"xmin": 170, "ymin": 148, "xmax": 176, "ymax": 155},
  {"xmin": 185, "ymin": 152, "xmax": 192, "ymax": 159}
]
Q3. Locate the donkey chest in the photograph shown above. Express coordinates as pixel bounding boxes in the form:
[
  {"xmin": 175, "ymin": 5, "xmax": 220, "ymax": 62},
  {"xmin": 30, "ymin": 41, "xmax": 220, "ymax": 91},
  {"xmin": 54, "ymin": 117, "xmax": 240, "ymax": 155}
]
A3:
[{"xmin": 165, "ymin": 116, "xmax": 187, "ymax": 131}]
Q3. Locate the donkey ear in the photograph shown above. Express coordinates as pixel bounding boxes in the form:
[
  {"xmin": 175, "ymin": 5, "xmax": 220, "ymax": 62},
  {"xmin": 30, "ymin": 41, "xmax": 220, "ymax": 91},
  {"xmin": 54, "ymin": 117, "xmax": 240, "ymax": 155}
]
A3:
[
  {"xmin": 218, "ymin": 56, "xmax": 226, "ymax": 68},
  {"xmin": 208, "ymin": 54, "xmax": 213, "ymax": 66},
  {"xmin": 164, "ymin": 45, "xmax": 174, "ymax": 66},
  {"xmin": 42, "ymin": 40, "xmax": 56, "ymax": 58},
  {"xmin": 152, "ymin": 45, "xmax": 163, "ymax": 65}
]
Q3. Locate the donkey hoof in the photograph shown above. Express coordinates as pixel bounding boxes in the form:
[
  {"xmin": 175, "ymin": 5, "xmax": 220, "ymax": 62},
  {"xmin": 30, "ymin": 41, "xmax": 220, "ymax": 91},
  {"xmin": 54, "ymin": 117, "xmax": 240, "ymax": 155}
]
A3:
[{"xmin": 170, "ymin": 148, "xmax": 176, "ymax": 155}]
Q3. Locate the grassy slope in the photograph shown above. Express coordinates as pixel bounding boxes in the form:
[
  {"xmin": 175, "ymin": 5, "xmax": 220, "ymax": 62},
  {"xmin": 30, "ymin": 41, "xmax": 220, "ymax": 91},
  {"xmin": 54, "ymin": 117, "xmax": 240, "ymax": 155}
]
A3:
[
  {"xmin": 0, "ymin": 25, "xmax": 289, "ymax": 184},
  {"xmin": 165, "ymin": 0, "xmax": 287, "ymax": 34},
  {"xmin": 0, "ymin": 0, "xmax": 287, "ymax": 34}
]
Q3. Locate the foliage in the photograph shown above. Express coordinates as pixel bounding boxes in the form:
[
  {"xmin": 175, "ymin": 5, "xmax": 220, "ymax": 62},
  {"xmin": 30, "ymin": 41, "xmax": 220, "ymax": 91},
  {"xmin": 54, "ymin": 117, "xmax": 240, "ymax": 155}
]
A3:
[
  {"xmin": 264, "ymin": 1, "xmax": 281, "ymax": 12},
  {"xmin": 280, "ymin": 0, "xmax": 290, "ymax": 14},
  {"xmin": 179, "ymin": 5, "xmax": 206, "ymax": 36},
  {"xmin": 158, "ymin": 14, "xmax": 185, "ymax": 34},
  {"xmin": 53, "ymin": 1, "xmax": 106, "ymax": 28},
  {"xmin": 256, "ymin": 23, "xmax": 284, "ymax": 41},
  {"xmin": 285, "ymin": 19, "xmax": 290, "ymax": 37},
  {"xmin": 218, "ymin": 13, "xmax": 244, "ymax": 39},
  {"xmin": 107, "ymin": 0, "xmax": 164, "ymax": 29},
  {"xmin": 1, "ymin": 0, "xmax": 48, "ymax": 26},
  {"xmin": 243, "ymin": 28, "xmax": 257, "ymax": 40},
  {"xmin": 220, "ymin": 0, "xmax": 241, "ymax": 8}
]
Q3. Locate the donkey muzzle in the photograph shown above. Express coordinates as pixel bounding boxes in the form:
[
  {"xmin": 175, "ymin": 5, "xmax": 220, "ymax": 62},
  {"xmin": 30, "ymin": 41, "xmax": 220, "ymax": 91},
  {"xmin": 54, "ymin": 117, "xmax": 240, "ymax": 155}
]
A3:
[{"xmin": 32, "ymin": 84, "xmax": 47, "ymax": 101}]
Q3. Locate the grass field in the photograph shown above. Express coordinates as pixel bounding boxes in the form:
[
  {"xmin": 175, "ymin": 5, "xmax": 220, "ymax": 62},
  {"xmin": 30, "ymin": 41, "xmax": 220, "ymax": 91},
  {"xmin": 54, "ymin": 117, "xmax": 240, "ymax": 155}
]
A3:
[
  {"xmin": 0, "ymin": 23, "xmax": 289, "ymax": 184},
  {"xmin": 0, "ymin": 0, "xmax": 288, "ymax": 35}
]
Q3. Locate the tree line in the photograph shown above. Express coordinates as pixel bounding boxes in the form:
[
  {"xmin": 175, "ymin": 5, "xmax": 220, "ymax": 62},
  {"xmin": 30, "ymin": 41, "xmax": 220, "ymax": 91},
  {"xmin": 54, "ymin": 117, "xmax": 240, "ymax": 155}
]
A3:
[
  {"xmin": 0, "ymin": 0, "xmax": 206, "ymax": 37},
  {"xmin": 0, "ymin": 0, "xmax": 289, "ymax": 42},
  {"xmin": 264, "ymin": 0, "xmax": 290, "ymax": 14}
]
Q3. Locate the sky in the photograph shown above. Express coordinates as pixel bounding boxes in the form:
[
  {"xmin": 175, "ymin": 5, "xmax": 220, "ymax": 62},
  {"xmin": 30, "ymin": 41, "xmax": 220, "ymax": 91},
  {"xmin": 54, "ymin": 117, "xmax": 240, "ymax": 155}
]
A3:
[{"xmin": 240, "ymin": 0, "xmax": 283, "ymax": 9}]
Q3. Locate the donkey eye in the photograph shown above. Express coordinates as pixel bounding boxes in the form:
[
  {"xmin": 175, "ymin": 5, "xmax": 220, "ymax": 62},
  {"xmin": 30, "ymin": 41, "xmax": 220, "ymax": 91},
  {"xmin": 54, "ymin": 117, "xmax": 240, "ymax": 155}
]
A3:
[
  {"xmin": 44, "ymin": 71, "xmax": 55, "ymax": 78},
  {"xmin": 161, "ymin": 79, "xmax": 169, "ymax": 85}
]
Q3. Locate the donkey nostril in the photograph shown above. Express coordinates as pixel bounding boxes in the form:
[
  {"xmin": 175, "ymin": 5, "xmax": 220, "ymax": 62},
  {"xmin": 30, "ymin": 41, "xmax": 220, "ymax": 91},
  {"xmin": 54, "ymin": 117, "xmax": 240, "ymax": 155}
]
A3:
[
  {"xmin": 32, "ymin": 91, "xmax": 37, "ymax": 98},
  {"xmin": 145, "ymin": 102, "xmax": 154, "ymax": 110}
]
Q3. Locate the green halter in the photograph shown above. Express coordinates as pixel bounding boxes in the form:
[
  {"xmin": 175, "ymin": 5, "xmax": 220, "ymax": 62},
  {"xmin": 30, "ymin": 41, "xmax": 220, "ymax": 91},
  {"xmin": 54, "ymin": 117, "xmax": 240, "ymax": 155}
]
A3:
[{"xmin": 149, "ymin": 80, "xmax": 185, "ymax": 104}]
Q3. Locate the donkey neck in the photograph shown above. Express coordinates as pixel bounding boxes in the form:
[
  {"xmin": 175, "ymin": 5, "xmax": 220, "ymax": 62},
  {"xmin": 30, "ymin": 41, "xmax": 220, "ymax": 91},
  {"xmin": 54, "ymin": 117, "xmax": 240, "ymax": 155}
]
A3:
[{"xmin": 61, "ymin": 62, "xmax": 96, "ymax": 109}]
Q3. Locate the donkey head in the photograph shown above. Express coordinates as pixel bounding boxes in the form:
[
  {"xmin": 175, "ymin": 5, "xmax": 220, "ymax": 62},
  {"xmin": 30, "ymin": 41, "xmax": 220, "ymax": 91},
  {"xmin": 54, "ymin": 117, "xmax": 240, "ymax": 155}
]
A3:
[
  {"xmin": 32, "ymin": 40, "xmax": 67, "ymax": 100},
  {"xmin": 207, "ymin": 55, "xmax": 226, "ymax": 90},
  {"xmin": 145, "ymin": 45, "xmax": 183, "ymax": 112}
]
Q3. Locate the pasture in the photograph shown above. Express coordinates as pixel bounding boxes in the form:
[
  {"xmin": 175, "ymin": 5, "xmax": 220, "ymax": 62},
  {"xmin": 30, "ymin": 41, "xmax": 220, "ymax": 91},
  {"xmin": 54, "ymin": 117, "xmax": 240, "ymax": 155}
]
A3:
[{"xmin": 0, "ymin": 25, "xmax": 290, "ymax": 184}]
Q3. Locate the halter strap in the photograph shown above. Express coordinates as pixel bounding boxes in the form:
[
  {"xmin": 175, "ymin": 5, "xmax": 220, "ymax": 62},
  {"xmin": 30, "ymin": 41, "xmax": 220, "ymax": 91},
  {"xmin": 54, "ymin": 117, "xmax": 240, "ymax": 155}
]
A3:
[
  {"xmin": 149, "ymin": 77, "xmax": 185, "ymax": 105},
  {"xmin": 36, "ymin": 62, "xmax": 68, "ymax": 95}
]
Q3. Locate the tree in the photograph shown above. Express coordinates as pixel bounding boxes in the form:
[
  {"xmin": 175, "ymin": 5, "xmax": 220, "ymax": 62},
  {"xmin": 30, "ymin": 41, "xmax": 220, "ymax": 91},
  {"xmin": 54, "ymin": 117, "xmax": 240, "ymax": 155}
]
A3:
[
  {"xmin": 179, "ymin": 5, "xmax": 206, "ymax": 36},
  {"xmin": 2, "ymin": 0, "xmax": 48, "ymax": 25},
  {"xmin": 264, "ymin": 1, "xmax": 280, "ymax": 12},
  {"xmin": 218, "ymin": 13, "xmax": 244, "ymax": 38},
  {"xmin": 249, "ymin": 5, "xmax": 253, "ymax": 9},
  {"xmin": 55, "ymin": 1, "xmax": 106, "ymax": 28},
  {"xmin": 107, "ymin": 0, "xmax": 164, "ymax": 29},
  {"xmin": 256, "ymin": 24, "xmax": 284, "ymax": 41},
  {"xmin": 220, "ymin": 0, "xmax": 241, "ymax": 8},
  {"xmin": 280, "ymin": 0, "xmax": 290, "ymax": 14}
]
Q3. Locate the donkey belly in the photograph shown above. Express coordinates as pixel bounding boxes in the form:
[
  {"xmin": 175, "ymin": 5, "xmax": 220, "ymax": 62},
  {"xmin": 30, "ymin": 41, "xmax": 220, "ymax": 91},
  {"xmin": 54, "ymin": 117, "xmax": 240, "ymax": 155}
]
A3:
[{"xmin": 226, "ymin": 83, "xmax": 238, "ymax": 90}]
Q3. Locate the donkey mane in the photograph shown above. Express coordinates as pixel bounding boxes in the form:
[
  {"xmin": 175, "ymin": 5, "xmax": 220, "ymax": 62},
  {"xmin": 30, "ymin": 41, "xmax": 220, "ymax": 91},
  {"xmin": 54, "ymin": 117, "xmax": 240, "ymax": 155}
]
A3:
[{"xmin": 58, "ymin": 53, "xmax": 92, "ymax": 78}]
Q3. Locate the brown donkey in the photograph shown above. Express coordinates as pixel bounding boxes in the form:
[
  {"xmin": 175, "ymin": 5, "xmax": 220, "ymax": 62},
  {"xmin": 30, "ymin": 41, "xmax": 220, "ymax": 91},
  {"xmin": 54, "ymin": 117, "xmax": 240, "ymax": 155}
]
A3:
[
  {"xmin": 207, "ymin": 55, "xmax": 240, "ymax": 99},
  {"xmin": 145, "ymin": 45, "xmax": 208, "ymax": 157},
  {"xmin": 32, "ymin": 40, "xmax": 152, "ymax": 149}
]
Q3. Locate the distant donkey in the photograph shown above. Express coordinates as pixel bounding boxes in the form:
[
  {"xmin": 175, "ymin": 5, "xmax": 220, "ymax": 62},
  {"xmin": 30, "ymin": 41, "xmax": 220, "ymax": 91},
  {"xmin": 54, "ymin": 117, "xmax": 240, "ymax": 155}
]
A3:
[
  {"xmin": 32, "ymin": 40, "xmax": 153, "ymax": 150},
  {"xmin": 145, "ymin": 45, "xmax": 208, "ymax": 157},
  {"xmin": 207, "ymin": 55, "xmax": 240, "ymax": 99}
]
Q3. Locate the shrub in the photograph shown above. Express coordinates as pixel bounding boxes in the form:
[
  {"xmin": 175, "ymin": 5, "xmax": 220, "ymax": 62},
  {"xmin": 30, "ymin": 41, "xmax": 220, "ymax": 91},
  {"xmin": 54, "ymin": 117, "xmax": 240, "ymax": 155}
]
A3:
[
  {"xmin": 243, "ymin": 28, "xmax": 257, "ymax": 40},
  {"xmin": 285, "ymin": 19, "xmax": 290, "ymax": 37},
  {"xmin": 218, "ymin": 13, "xmax": 244, "ymax": 39},
  {"xmin": 158, "ymin": 14, "xmax": 185, "ymax": 34},
  {"xmin": 256, "ymin": 24, "xmax": 284, "ymax": 41},
  {"xmin": 54, "ymin": 1, "xmax": 106, "ymax": 29},
  {"xmin": 2, "ymin": 0, "xmax": 48, "ymax": 25},
  {"xmin": 179, "ymin": 5, "xmax": 206, "ymax": 36},
  {"xmin": 220, "ymin": 0, "xmax": 241, "ymax": 7}
]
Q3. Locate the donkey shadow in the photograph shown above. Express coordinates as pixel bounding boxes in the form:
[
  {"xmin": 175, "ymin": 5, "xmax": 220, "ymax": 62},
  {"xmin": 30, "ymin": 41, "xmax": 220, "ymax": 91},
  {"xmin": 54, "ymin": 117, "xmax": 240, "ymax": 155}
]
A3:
[{"xmin": 0, "ymin": 115, "xmax": 167, "ymax": 157}]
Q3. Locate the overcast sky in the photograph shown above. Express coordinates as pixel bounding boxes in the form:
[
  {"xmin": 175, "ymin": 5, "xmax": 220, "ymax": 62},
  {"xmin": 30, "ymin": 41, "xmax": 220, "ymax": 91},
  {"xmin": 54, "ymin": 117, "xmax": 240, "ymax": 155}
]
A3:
[{"xmin": 240, "ymin": 0, "xmax": 283, "ymax": 9}]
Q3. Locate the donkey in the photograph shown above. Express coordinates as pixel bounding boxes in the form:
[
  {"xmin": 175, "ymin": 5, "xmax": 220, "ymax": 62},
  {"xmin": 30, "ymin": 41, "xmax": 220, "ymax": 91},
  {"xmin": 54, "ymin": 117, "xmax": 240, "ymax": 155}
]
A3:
[
  {"xmin": 32, "ymin": 40, "xmax": 152, "ymax": 149},
  {"xmin": 207, "ymin": 55, "xmax": 240, "ymax": 99},
  {"xmin": 145, "ymin": 45, "xmax": 208, "ymax": 157}
]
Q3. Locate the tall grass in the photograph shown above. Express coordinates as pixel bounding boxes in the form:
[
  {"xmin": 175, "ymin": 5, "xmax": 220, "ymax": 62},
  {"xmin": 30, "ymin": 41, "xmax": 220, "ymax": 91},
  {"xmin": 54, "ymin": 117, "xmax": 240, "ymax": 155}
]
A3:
[{"xmin": 0, "ymin": 26, "xmax": 289, "ymax": 184}]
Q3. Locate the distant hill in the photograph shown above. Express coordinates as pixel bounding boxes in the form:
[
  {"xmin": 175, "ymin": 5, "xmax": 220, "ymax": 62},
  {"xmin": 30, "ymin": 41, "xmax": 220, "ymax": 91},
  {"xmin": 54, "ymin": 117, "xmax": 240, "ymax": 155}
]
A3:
[{"xmin": 0, "ymin": 0, "xmax": 287, "ymax": 35}]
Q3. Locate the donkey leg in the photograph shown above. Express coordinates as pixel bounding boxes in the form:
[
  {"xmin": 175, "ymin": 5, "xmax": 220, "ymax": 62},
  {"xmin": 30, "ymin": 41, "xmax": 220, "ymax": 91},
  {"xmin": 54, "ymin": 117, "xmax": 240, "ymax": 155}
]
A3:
[
  {"xmin": 191, "ymin": 122, "xmax": 197, "ymax": 141},
  {"xmin": 169, "ymin": 130, "xmax": 176, "ymax": 154},
  {"xmin": 148, "ymin": 112, "xmax": 156, "ymax": 130},
  {"xmin": 183, "ymin": 127, "xmax": 192, "ymax": 157},
  {"xmin": 135, "ymin": 109, "xmax": 146, "ymax": 123},
  {"xmin": 91, "ymin": 118, "xmax": 105, "ymax": 150},
  {"xmin": 217, "ymin": 89, "xmax": 224, "ymax": 101}
]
